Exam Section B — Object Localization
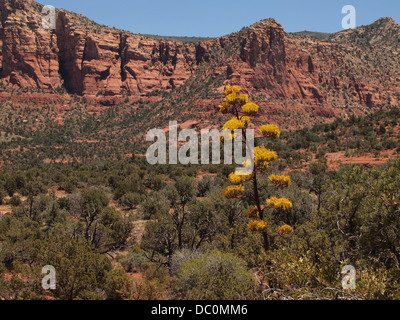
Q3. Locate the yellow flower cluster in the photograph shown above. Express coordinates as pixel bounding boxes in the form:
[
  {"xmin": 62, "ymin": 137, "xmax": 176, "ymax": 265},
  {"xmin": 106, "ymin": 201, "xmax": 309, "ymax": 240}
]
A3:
[
  {"xmin": 226, "ymin": 92, "xmax": 239, "ymax": 105},
  {"xmin": 232, "ymin": 86, "xmax": 240, "ymax": 94},
  {"xmin": 229, "ymin": 172, "xmax": 243, "ymax": 185},
  {"xmin": 224, "ymin": 85, "xmax": 240, "ymax": 105},
  {"xmin": 266, "ymin": 197, "xmax": 293, "ymax": 211},
  {"xmin": 224, "ymin": 85, "xmax": 231, "ymax": 96},
  {"xmin": 223, "ymin": 117, "xmax": 245, "ymax": 133},
  {"xmin": 242, "ymin": 103, "xmax": 259, "ymax": 115},
  {"xmin": 219, "ymin": 101, "xmax": 230, "ymax": 114},
  {"xmin": 224, "ymin": 84, "xmax": 233, "ymax": 96},
  {"xmin": 248, "ymin": 220, "xmax": 267, "ymax": 232},
  {"xmin": 223, "ymin": 186, "xmax": 244, "ymax": 199},
  {"xmin": 241, "ymin": 116, "xmax": 250, "ymax": 127},
  {"xmin": 254, "ymin": 146, "xmax": 278, "ymax": 167},
  {"xmin": 260, "ymin": 124, "xmax": 281, "ymax": 139},
  {"xmin": 225, "ymin": 84, "xmax": 240, "ymax": 96},
  {"xmin": 247, "ymin": 205, "xmax": 264, "ymax": 219},
  {"xmin": 269, "ymin": 175, "xmax": 291, "ymax": 188},
  {"xmin": 240, "ymin": 94, "xmax": 248, "ymax": 105},
  {"xmin": 229, "ymin": 169, "xmax": 254, "ymax": 185},
  {"xmin": 276, "ymin": 225, "xmax": 294, "ymax": 236}
]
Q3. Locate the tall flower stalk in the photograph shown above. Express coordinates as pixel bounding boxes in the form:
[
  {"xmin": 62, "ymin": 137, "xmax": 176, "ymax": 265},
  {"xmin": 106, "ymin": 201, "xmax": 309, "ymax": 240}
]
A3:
[{"xmin": 220, "ymin": 84, "xmax": 293, "ymax": 251}]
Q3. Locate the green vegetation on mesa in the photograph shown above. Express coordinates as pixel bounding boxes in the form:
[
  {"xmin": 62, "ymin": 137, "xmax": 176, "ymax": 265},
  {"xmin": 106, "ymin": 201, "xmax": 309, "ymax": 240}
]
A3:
[
  {"xmin": 0, "ymin": 95, "xmax": 398, "ymax": 169},
  {"xmin": 140, "ymin": 34, "xmax": 215, "ymax": 43},
  {"xmin": 290, "ymin": 31, "xmax": 331, "ymax": 40},
  {"xmin": 267, "ymin": 107, "xmax": 400, "ymax": 168}
]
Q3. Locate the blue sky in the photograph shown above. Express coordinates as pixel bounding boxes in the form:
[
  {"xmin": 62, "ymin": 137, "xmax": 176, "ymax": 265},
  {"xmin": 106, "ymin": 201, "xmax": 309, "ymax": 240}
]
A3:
[{"xmin": 38, "ymin": 0, "xmax": 400, "ymax": 37}]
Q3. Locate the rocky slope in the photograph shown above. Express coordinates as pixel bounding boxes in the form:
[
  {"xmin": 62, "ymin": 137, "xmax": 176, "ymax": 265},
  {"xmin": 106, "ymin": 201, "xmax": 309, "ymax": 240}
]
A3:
[{"xmin": 0, "ymin": 0, "xmax": 399, "ymax": 131}]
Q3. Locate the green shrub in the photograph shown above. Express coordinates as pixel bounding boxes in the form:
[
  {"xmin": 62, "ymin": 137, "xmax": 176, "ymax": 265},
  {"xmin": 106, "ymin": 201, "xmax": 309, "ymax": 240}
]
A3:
[
  {"xmin": 120, "ymin": 249, "xmax": 147, "ymax": 273},
  {"xmin": 175, "ymin": 250, "xmax": 255, "ymax": 300}
]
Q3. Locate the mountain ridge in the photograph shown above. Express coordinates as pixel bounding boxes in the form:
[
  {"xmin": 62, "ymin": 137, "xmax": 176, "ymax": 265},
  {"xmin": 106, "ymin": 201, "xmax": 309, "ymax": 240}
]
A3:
[{"xmin": 0, "ymin": 0, "xmax": 399, "ymax": 134}]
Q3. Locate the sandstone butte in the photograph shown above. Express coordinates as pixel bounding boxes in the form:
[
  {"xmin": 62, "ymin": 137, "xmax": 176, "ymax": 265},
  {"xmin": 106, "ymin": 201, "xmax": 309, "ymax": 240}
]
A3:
[{"xmin": 0, "ymin": 0, "xmax": 400, "ymax": 129}]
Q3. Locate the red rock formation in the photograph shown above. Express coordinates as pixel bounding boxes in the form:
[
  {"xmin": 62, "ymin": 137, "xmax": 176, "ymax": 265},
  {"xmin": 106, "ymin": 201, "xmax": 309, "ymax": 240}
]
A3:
[
  {"xmin": 0, "ymin": 0, "xmax": 62, "ymax": 89},
  {"xmin": 0, "ymin": 0, "xmax": 399, "ymax": 113},
  {"xmin": 0, "ymin": 0, "xmax": 201, "ymax": 95},
  {"xmin": 224, "ymin": 19, "xmax": 344, "ymax": 104},
  {"xmin": 55, "ymin": 10, "xmax": 200, "ymax": 95}
]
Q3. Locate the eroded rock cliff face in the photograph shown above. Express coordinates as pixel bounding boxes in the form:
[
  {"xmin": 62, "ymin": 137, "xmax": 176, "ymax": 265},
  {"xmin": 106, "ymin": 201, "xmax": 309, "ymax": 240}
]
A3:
[
  {"xmin": 0, "ymin": 0, "xmax": 206, "ymax": 95},
  {"xmin": 0, "ymin": 0, "xmax": 61, "ymax": 89},
  {"xmin": 225, "ymin": 19, "xmax": 336, "ymax": 102},
  {"xmin": 55, "ymin": 10, "xmax": 203, "ymax": 95},
  {"xmin": 0, "ymin": 0, "xmax": 399, "ymax": 111},
  {"xmin": 223, "ymin": 18, "xmax": 399, "ymax": 107}
]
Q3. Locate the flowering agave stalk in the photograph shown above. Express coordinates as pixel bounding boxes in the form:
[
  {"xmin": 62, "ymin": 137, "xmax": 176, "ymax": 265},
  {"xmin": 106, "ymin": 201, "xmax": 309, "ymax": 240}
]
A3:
[{"xmin": 219, "ymin": 84, "xmax": 293, "ymax": 251}]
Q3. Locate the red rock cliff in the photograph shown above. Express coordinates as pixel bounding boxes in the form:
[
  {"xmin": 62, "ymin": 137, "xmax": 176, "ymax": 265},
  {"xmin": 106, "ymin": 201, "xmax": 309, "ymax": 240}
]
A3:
[{"xmin": 0, "ymin": 0, "xmax": 399, "ymax": 111}]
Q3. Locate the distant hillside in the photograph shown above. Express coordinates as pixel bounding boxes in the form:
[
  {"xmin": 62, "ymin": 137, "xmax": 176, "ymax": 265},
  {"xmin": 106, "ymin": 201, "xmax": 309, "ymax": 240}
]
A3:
[
  {"xmin": 290, "ymin": 31, "xmax": 331, "ymax": 40},
  {"xmin": 140, "ymin": 34, "xmax": 215, "ymax": 43},
  {"xmin": 328, "ymin": 17, "xmax": 400, "ymax": 47}
]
